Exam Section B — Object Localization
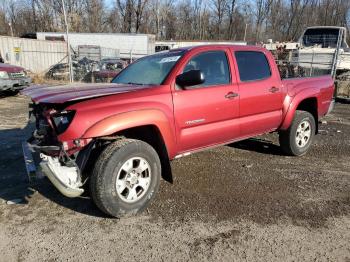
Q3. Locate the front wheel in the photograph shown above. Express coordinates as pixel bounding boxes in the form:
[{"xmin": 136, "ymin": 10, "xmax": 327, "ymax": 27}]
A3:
[
  {"xmin": 279, "ymin": 110, "xmax": 316, "ymax": 156},
  {"xmin": 90, "ymin": 139, "xmax": 161, "ymax": 217}
]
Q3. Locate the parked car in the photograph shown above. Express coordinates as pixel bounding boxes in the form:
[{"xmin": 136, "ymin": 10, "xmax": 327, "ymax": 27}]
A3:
[
  {"xmin": 0, "ymin": 63, "xmax": 31, "ymax": 94},
  {"xmin": 21, "ymin": 45, "xmax": 335, "ymax": 217},
  {"xmin": 92, "ymin": 59, "xmax": 127, "ymax": 82},
  {"xmin": 45, "ymin": 59, "xmax": 90, "ymax": 81}
]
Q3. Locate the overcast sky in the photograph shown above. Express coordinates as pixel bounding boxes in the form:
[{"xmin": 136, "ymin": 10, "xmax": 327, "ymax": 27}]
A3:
[{"xmin": 105, "ymin": 0, "xmax": 114, "ymax": 8}]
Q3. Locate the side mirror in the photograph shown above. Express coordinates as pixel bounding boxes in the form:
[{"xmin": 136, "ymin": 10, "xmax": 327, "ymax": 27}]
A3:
[{"xmin": 176, "ymin": 70, "xmax": 205, "ymax": 88}]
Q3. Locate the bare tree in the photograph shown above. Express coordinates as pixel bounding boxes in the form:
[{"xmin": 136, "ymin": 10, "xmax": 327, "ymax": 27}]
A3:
[
  {"xmin": 211, "ymin": 0, "xmax": 227, "ymax": 39},
  {"xmin": 85, "ymin": 0, "xmax": 105, "ymax": 33},
  {"xmin": 226, "ymin": 0, "xmax": 236, "ymax": 39},
  {"xmin": 134, "ymin": 0, "xmax": 148, "ymax": 33},
  {"xmin": 0, "ymin": 0, "xmax": 349, "ymax": 43},
  {"xmin": 254, "ymin": 0, "xmax": 273, "ymax": 42}
]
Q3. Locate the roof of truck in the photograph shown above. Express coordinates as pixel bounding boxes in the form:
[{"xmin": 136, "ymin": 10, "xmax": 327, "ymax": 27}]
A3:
[
  {"xmin": 305, "ymin": 26, "xmax": 347, "ymax": 30},
  {"xmin": 170, "ymin": 44, "xmax": 267, "ymax": 52}
]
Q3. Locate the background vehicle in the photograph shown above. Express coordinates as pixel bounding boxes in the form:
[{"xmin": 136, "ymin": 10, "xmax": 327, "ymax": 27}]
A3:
[
  {"xmin": 45, "ymin": 58, "xmax": 98, "ymax": 82},
  {"xmin": 92, "ymin": 58, "xmax": 127, "ymax": 82},
  {"xmin": 291, "ymin": 26, "xmax": 350, "ymax": 99},
  {"xmin": 45, "ymin": 61, "xmax": 86, "ymax": 81},
  {"xmin": 0, "ymin": 62, "xmax": 31, "ymax": 94},
  {"xmin": 22, "ymin": 45, "xmax": 334, "ymax": 217},
  {"xmin": 45, "ymin": 57, "xmax": 128, "ymax": 83},
  {"xmin": 293, "ymin": 26, "xmax": 349, "ymax": 70}
]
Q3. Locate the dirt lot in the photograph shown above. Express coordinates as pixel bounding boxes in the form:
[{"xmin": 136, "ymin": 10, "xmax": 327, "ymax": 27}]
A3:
[{"xmin": 0, "ymin": 94, "xmax": 349, "ymax": 262}]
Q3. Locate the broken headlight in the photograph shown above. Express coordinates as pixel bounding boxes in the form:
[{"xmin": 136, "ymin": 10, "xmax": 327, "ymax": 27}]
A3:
[{"xmin": 52, "ymin": 111, "xmax": 75, "ymax": 134}]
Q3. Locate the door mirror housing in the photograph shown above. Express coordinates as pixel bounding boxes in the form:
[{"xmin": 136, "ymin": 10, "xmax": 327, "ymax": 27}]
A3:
[{"xmin": 175, "ymin": 70, "xmax": 205, "ymax": 88}]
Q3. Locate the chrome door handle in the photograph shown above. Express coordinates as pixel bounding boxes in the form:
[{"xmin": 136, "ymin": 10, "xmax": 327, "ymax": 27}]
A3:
[
  {"xmin": 269, "ymin": 87, "xmax": 279, "ymax": 93},
  {"xmin": 225, "ymin": 92, "xmax": 239, "ymax": 99}
]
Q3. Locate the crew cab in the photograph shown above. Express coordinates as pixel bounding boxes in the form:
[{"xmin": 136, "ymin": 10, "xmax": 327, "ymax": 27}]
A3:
[
  {"xmin": 0, "ymin": 63, "xmax": 31, "ymax": 93},
  {"xmin": 21, "ymin": 45, "xmax": 335, "ymax": 217}
]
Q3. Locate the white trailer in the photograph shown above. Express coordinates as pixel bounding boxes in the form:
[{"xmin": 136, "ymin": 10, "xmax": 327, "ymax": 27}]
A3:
[{"xmin": 37, "ymin": 32, "xmax": 156, "ymax": 59}]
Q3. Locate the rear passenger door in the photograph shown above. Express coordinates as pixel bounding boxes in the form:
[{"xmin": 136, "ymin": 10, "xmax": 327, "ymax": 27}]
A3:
[
  {"xmin": 233, "ymin": 50, "xmax": 283, "ymax": 137},
  {"xmin": 172, "ymin": 49, "xmax": 240, "ymax": 152}
]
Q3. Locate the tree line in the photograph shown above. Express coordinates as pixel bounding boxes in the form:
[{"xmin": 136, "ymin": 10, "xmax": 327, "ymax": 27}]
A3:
[{"xmin": 0, "ymin": 0, "xmax": 349, "ymax": 43}]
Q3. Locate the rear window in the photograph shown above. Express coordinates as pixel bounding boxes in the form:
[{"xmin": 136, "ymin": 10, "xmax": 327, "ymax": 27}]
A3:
[
  {"xmin": 235, "ymin": 51, "xmax": 271, "ymax": 82},
  {"xmin": 302, "ymin": 28, "xmax": 340, "ymax": 48}
]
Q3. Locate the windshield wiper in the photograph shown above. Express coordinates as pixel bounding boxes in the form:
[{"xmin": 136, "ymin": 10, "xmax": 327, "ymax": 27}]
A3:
[{"xmin": 126, "ymin": 82, "xmax": 145, "ymax": 85}]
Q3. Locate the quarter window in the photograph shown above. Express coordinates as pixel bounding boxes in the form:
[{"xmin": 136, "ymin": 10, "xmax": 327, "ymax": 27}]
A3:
[
  {"xmin": 183, "ymin": 51, "xmax": 230, "ymax": 87},
  {"xmin": 235, "ymin": 51, "xmax": 271, "ymax": 82}
]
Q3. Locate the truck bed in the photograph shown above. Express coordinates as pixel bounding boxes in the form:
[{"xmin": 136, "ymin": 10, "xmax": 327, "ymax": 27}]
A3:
[{"xmin": 282, "ymin": 75, "xmax": 334, "ymax": 117}]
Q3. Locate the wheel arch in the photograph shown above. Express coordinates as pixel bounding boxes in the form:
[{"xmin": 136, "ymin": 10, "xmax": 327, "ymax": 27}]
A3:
[
  {"xmin": 82, "ymin": 110, "xmax": 175, "ymax": 183},
  {"xmin": 115, "ymin": 125, "xmax": 173, "ymax": 183},
  {"xmin": 280, "ymin": 94, "xmax": 319, "ymax": 132}
]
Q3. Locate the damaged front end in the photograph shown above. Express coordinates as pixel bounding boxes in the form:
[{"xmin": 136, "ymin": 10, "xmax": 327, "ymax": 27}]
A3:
[
  {"xmin": 23, "ymin": 102, "xmax": 92, "ymax": 198},
  {"xmin": 39, "ymin": 153, "xmax": 83, "ymax": 197}
]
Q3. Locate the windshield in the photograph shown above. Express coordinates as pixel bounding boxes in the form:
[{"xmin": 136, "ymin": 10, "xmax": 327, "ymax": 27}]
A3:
[
  {"xmin": 302, "ymin": 28, "xmax": 340, "ymax": 48},
  {"xmin": 112, "ymin": 50, "xmax": 185, "ymax": 85}
]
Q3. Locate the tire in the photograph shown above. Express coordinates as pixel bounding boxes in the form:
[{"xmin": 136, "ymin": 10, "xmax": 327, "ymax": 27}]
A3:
[
  {"xmin": 279, "ymin": 110, "xmax": 316, "ymax": 156},
  {"xmin": 90, "ymin": 139, "xmax": 161, "ymax": 217},
  {"xmin": 3, "ymin": 90, "xmax": 19, "ymax": 96}
]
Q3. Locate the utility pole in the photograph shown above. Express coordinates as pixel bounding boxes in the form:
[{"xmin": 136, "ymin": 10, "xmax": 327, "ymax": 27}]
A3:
[
  {"xmin": 243, "ymin": 23, "xmax": 249, "ymax": 42},
  {"xmin": 8, "ymin": 23, "xmax": 14, "ymax": 37},
  {"xmin": 61, "ymin": 0, "xmax": 74, "ymax": 83}
]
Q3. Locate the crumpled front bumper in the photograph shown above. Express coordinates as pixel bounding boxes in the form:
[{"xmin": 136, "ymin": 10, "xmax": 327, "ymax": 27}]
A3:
[
  {"xmin": 40, "ymin": 154, "xmax": 84, "ymax": 197},
  {"xmin": 22, "ymin": 142, "xmax": 84, "ymax": 198}
]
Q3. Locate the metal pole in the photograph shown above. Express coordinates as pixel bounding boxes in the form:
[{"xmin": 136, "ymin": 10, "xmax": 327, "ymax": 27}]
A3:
[
  {"xmin": 8, "ymin": 23, "xmax": 14, "ymax": 37},
  {"xmin": 61, "ymin": 0, "xmax": 73, "ymax": 83},
  {"xmin": 331, "ymin": 28, "xmax": 342, "ymax": 79},
  {"xmin": 310, "ymin": 49, "xmax": 314, "ymax": 77},
  {"xmin": 243, "ymin": 23, "xmax": 248, "ymax": 42}
]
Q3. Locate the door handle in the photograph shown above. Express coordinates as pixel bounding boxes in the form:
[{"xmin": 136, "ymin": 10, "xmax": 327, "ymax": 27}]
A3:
[
  {"xmin": 225, "ymin": 92, "xmax": 239, "ymax": 99},
  {"xmin": 269, "ymin": 87, "xmax": 279, "ymax": 93}
]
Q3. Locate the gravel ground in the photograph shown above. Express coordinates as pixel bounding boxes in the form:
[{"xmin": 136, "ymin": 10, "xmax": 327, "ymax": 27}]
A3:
[{"xmin": 0, "ymin": 94, "xmax": 349, "ymax": 261}]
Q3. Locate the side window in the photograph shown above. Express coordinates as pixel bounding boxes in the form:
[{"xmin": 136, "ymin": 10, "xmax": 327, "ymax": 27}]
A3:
[
  {"xmin": 235, "ymin": 51, "xmax": 271, "ymax": 82},
  {"xmin": 183, "ymin": 51, "xmax": 230, "ymax": 87}
]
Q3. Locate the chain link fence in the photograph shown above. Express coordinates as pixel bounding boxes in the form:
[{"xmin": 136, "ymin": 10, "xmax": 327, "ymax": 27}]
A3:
[
  {"xmin": 44, "ymin": 45, "xmax": 130, "ymax": 83},
  {"xmin": 271, "ymin": 47, "xmax": 333, "ymax": 80},
  {"xmin": 270, "ymin": 30, "xmax": 350, "ymax": 100}
]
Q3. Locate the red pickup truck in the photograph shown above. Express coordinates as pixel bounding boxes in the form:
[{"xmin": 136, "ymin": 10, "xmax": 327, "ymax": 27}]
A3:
[{"xmin": 22, "ymin": 45, "xmax": 334, "ymax": 217}]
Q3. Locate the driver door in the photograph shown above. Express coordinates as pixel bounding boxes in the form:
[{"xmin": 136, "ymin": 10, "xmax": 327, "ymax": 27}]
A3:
[{"xmin": 172, "ymin": 48, "xmax": 239, "ymax": 153}]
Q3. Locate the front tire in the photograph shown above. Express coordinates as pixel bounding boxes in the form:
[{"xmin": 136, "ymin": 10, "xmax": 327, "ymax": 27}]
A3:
[
  {"xmin": 90, "ymin": 139, "xmax": 161, "ymax": 217},
  {"xmin": 279, "ymin": 110, "xmax": 316, "ymax": 156}
]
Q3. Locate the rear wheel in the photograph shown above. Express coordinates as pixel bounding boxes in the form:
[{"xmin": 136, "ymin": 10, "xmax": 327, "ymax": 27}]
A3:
[
  {"xmin": 90, "ymin": 139, "xmax": 161, "ymax": 217},
  {"xmin": 279, "ymin": 110, "xmax": 316, "ymax": 156}
]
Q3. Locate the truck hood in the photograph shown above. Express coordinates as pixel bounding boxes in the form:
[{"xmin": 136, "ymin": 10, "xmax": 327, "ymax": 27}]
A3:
[{"xmin": 21, "ymin": 83, "xmax": 154, "ymax": 104}]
